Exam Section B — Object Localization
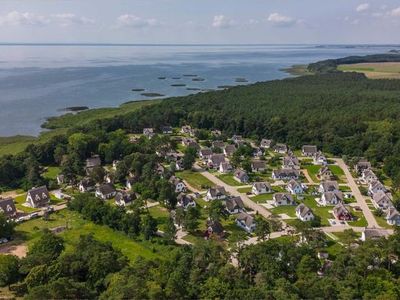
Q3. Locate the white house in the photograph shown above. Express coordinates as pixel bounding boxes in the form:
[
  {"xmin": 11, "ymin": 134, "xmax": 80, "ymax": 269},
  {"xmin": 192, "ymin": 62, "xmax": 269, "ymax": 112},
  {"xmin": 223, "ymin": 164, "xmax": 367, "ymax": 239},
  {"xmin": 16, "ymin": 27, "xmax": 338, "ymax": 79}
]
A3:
[
  {"xmin": 272, "ymin": 169, "xmax": 300, "ymax": 180},
  {"xmin": 386, "ymin": 207, "xmax": 400, "ymax": 226},
  {"xmin": 177, "ymin": 193, "xmax": 196, "ymax": 210},
  {"xmin": 95, "ymin": 183, "xmax": 116, "ymax": 200},
  {"xmin": 25, "ymin": 186, "xmax": 50, "ymax": 208},
  {"xmin": 296, "ymin": 204, "xmax": 315, "ymax": 222},
  {"xmin": 208, "ymin": 154, "xmax": 226, "ymax": 169},
  {"xmin": 313, "ymin": 152, "xmax": 328, "ymax": 165},
  {"xmin": 169, "ymin": 176, "xmax": 187, "ymax": 193},
  {"xmin": 251, "ymin": 161, "xmax": 266, "ymax": 172},
  {"xmin": 274, "ymin": 143, "xmax": 288, "ymax": 154},
  {"xmin": 260, "ymin": 139, "xmax": 272, "ymax": 149},
  {"xmin": 320, "ymin": 191, "xmax": 344, "ymax": 206},
  {"xmin": 302, "ymin": 145, "xmax": 318, "ymax": 157},
  {"xmin": 219, "ymin": 162, "xmax": 233, "ymax": 174},
  {"xmin": 115, "ymin": 191, "xmax": 137, "ymax": 207},
  {"xmin": 236, "ymin": 212, "xmax": 256, "ymax": 233},
  {"xmin": 361, "ymin": 169, "xmax": 378, "ymax": 184},
  {"xmin": 79, "ymin": 178, "xmax": 96, "ymax": 193},
  {"xmin": 206, "ymin": 186, "xmax": 227, "ymax": 201},
  {"xmin": 234, "ymin": 170, "xmax": 249, "ymax": 183},
  {"xmin": 283, "ymin": 156, "xmax": 300, "ymax": 170},
  {"xmin": 252, "ymin": 182, "xmax": 272, "ymax": 195},
  {"xmin": 318, "ymin": 181, "xmax": 339, "ymax": 193},
  {"xmin": 199, "ymin": 148, "xmax": 213, "ymax": 160},
  {"xmin": 224, "ymin": 197, "xmax": 245, "ymax": 214},
  {"xmin": 371, "ymin": 191, "xmax": 392, "ymax": 210},
  {"xmin": 273, "ymin": 193, "xmax": 295, "ymax": 206},
  {"xmin": 0, "ymin": 197, "xmax": 17, "ymax": 219},
  {"xmin": 286, "ymin": 179, "xmax": 303, "ymax": 195},
  {"xmin": 368, "ymin": 180, "xmax": 387, "ymax": 196}
]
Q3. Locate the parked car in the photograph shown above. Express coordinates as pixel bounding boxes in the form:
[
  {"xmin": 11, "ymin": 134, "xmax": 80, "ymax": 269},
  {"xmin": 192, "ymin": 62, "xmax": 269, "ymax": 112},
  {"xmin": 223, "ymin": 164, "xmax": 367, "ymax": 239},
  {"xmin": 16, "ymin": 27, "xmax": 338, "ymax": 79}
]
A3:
[
  {"xmin": 0, "ymin": 238, "xmax": 9, "ymax": 244},
  {"xmin": 29, "ymin": 212, "xmax": 39, "ymax": 219}
]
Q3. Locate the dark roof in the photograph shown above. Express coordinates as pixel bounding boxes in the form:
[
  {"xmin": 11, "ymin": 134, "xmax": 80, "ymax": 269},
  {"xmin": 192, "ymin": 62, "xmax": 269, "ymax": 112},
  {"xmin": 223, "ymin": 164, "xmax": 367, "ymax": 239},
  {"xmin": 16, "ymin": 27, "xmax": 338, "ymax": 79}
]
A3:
[
  {"xmin": 224, "ymin": 144, "xmax": 236, "ymax": 154},
  {"xmin": 296, "ymin": 203, "xmax": 313, "ymax": 218},
  {"xmin": 212, "ymin": 141, "xmax": 225, "ymax": 148},
  {"xmin": 207, "ymin": 220, "xmax": 224, "ymax": 235},
  {"xmin": 200, "ymin": 148, "xmax": 213, "ymax": 156},
  {"xmin": 97, "ymin": 183, "xmax": 116, "ymax": 195},
  {"xmin": 251, "ymin": 161, "xmax": 266, "ymax": 169},
  {"xmin": 177, "ymin": 193, "xmax": 195, "ymax": 207},
  {"xmin": 320, "ymin": 181, "xmax": 339, "ymax": 192},
  {"xmin": 333, "ymin": 203, "xmax": 349, "ymax": 216},
  {"xmin": 208, "ymin": 186, "xmax": 226, "ymax": 197},
  {"xmin": 302, "ymin": 145, "xmax": 318, "ymax": 154},
  {"xmin": 253, "ymin": 182, "xmax": 271, "ymax": 191},
  {"xmin": 234, "ymin": 169, "xmax": 248, "ymax": 180},
  {"xmin": 115, "ymin": 191, "xmax": 137, "ymax": 204},
  {"xmin": 0, "ymin": 197, "xmax": 17, "ymax": 218},
  {"xmin": 80, "ymin": 177, "xmax": 95, "ymax": 188},
  {"xmin": 86, "ymin": 155, "xmax": 101, "ymax": 168},
  {"xmin": 27, "ymin": 186, "xmax": 50, "ymax": 207},
  {"xmin": 236, "ymin": 212, "xmax": 255, "ymax": 227},
  {"xmin": 273, "ymin": 169, "xmax": 300, "ymax": 178},
  {"xmin": 274, "ymin": 193, "xmax": 294, "ymax": 203},
  {"xmin": 210, "ymin": 154, "xmax": 225, "ymax": 166},
  {"xmin": 225, "ymin": 196, "xmax": 244, "ymax": 211}
]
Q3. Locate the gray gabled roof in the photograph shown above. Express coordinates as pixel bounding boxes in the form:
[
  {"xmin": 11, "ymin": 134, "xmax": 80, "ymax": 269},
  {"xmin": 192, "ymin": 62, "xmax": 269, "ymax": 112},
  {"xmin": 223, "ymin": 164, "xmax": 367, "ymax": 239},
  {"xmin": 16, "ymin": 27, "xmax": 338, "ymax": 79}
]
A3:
[
  {"xmin": 320, "ymin": 181, "xmax": 339, "ymax": 192},
  {"xmin": 27, "ymin": 186, "xmax": 50, "ymax": 207},
  {"xmin": 296, "ymin": 203, "xmax": 313, "ymax": 218},
  {"xmin": 86, "ymin": 155, "xmax": 101, "ymax": 168},
  {"xmin": 234, "ymin": 169, "xmax": 248, "ymax": 180},
  {"xmin": 115, "ymin": 191, "xmax": 136, "ymax": 204},
  {"xmin": 0, "ymin": 197, "xmax": 17, "ymax": 217},
  {"xmin": 97, "ymin": 183, "xmax": 116, "ymax": 195},
  {"xmin": 236, "ymin": 212, "xmax": 255, "ymax": 227},
  {"xmin": 253, "ymin": 182, "xmax": 271, "ymax": 191},
  {"xmin": 208, "ymin": 186, "xmax": 226, "ymax": 197},
  {"xmin": 225, "ymin": 196, "xmax": 244, "ymax": 211},
  {"xmin": 302, "ymin": 145, "xmax": 318, "ymax": 154},
  {"xmin": 274, "ymin": 193, "xmax": 294, "ymax": 203}
]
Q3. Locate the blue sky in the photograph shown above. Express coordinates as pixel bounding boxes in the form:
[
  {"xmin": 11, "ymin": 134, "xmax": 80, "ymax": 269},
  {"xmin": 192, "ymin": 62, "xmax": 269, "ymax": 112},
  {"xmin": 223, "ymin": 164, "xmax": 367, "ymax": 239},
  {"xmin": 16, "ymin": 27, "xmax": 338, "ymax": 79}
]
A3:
[{"xmin": 0, "ymin": 0, "xmax": 399, "ymax": 44}]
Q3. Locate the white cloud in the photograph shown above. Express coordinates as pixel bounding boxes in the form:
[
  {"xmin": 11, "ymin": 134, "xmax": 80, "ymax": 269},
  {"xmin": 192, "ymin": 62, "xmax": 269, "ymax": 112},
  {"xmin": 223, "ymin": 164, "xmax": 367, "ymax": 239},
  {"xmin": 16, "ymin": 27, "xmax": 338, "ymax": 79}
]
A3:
[
  {"xmin": 116, "ymin": 14, "xmax": 159, "ymax": 28},
  {"xmin": 391, "ymin": 7, "xmax": 400, "ymax": 17},
  {"xmin": 356, "ymin": 3, "xmax": 370, "ymax": 12},
  {"xmin": 0, "ymin": 11, "xmax": 50, "ymax": 26},
  {"xmin": 267, "ymin": 13, "xmax": 296, "ymax": 27},
  {"xmin": 212, "ymin": 15, "xmax": 234, "ymax": 28},
  {"xmin": 52, "ymin": 14, "xmax": 95, "ymax": 27}
]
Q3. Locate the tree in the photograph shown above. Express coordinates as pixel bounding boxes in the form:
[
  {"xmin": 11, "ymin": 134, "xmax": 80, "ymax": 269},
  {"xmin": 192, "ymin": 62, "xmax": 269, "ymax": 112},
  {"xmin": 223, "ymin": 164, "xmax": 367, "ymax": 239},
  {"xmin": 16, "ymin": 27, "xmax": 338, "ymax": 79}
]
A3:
[
  {"xmin": 254, "ymin": 216, "xmax": 271, "ymax": 241},
  {"xmin": 0, "ymin": 255, "xmax": 20, "ymax": 287},
  {"xmin": 141, "ymin": 214, "xmax": 158, "ymax": 240},
  {"xmin": 174, "ymin": 207, "xmax": 185, "ymax": 228},
  {"xmin": 90, "ymin": 166, "xmax": 106, "ymax": 183},
  {"xmin": 341, "ymin": 229, "xmax": 359, "ymax": 247},
  {"xmin": 207, "ymin": 200, "xmax": 226, "ymax": 222},
  {"xmin": 0, "ymin": 213, "xmax": 15, "ymax": 239},
  {"xmin": 183, "ymin": 206, "xmax": 200, "ymax": 233},
  {"xmin": 164, "ymin": 217, "xmax": 177, "ymax": 243},
  {"xmin": 182, "ymin": 147, "xmax": 197, "ymax": 170}
]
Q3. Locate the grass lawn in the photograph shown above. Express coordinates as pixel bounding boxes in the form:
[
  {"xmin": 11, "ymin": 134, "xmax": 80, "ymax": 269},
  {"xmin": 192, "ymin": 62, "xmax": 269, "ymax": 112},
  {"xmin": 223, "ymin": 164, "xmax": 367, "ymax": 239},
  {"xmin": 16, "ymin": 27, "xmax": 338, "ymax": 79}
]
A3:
[
  {"xmin": 148, "ymin": 205, "xmax": 170, "ymax": 231},
  {"xmin": 250, "ymin": 193, "xmax": 273, "ymax": 203},
  {"xmin": 176, "ymin": 170, "xmax": 215, "ymax": 190},
  {"xmin": 302, "ymin": 196, "xmax": 333, "ymax": 226},
  {"xmin": 305, "ymin": 165, "xmax": 320, "ymax": 182},
  {"xmin": 14, "ymin": 194, "xmax": 39, "ymax": 213},
  {"xmin": 15, "ymin": 210, "xmax": 174, "ymax": 261},
  {"xmin": 237, "ymin": 187, "xmax": 252, "ymax": 193},
  {"xmin": 348, "ymin": 211, "xmax": 368, "ymax": 227},
  {"xmin": 270, "ymin": 205, "xmax": 297, "ymax": 218},
  {"xmin": 217, "ymin": 174, "xmax": 246, "ymax": 186},
  {"xmin": 43, "ymin": 166, "xmax": 61, "ymax": 180},
  {"xmin": 338, "ymin": 62, "xmax": 400, "ymax": 79},
  {"xmin": 374, "ymin": 213, "xmax": 393, "ymax": 229},
  {"xmin": 324, "ymin": 239, "xmax": 344, "ymax": 258},
  {"xmin": 305, "ymin": 165, "xmax": 346, "ymax": 183}
]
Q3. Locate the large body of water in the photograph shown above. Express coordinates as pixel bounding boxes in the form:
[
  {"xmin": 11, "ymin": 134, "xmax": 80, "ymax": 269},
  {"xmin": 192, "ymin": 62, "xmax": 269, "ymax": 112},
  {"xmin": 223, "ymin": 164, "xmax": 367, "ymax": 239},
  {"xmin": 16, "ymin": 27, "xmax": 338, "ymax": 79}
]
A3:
[{"xmin": 0, "ymin": 44, "xmax": 398, "ymax": 136}]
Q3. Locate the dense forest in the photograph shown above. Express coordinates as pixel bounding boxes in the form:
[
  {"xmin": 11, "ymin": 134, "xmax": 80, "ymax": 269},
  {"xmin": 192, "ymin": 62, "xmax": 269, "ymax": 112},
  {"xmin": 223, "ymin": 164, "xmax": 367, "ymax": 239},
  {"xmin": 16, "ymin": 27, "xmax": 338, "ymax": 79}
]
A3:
[
  {"xmin": 308, "ymin": 53, "xmax": 400, "ymax": 73},
  {"xmin": 2, "ymin": 71, "xmax": 400, "ymax": 190},
  {"xmin": 3, "ymin": 228, "xmax": 400, "ymax": 299}
]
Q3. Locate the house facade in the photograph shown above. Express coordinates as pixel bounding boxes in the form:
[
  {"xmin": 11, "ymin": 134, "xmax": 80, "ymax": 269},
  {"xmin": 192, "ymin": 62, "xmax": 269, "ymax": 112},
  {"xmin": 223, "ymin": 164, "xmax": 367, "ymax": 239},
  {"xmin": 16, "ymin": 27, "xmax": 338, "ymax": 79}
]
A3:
[
  {"xmin": 25, "ymin": 186, "xmax": 50, "ymax": 208},
  {"xmin": 252, "ymin": 182, "xmax": 272, "ymax": 195}
]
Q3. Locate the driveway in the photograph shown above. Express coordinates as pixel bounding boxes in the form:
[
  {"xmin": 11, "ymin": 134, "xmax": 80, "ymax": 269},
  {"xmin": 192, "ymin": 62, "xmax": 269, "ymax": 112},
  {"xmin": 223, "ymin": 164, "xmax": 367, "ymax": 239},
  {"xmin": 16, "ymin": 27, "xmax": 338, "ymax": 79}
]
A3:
[{"xmin": 332, "ymin": 158, "xmax": 379, "ymax": 228}]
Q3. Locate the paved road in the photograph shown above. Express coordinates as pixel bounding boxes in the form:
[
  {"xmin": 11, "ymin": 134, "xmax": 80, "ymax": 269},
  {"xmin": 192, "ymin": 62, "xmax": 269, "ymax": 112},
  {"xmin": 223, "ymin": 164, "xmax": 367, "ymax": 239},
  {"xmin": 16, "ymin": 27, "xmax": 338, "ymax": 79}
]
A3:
[{"xmin": 333, "ymin": 158, "xmax": 379, "ymax": 228}]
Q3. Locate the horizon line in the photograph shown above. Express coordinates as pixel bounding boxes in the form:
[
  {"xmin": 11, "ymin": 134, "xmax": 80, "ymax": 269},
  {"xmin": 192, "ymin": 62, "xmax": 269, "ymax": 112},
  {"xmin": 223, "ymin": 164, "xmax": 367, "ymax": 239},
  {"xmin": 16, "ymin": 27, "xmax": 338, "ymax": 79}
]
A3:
[{"xmin": 0, "ymin": 42, "xmax": 399, "ymax": 47}]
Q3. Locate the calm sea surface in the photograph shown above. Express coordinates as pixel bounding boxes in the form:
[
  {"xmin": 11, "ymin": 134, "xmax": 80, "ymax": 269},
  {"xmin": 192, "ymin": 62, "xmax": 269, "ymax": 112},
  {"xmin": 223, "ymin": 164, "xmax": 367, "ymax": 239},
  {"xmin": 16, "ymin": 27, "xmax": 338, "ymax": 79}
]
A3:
[{"xmin": 0, "ymin": 44, "xmax": 398, "ymax": 136}]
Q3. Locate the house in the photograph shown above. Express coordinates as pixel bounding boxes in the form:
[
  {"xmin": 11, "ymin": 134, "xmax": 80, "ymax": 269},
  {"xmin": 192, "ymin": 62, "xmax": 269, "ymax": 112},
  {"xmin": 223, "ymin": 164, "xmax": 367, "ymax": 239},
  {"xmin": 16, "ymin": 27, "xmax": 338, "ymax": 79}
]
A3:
[
  {"xmin": 56, "ymin": 174, "xmax": 65, "ymax": 185},
  {"xmin": 223, "ymin": 144, "xmax": 236, "ymax": 156},
  {"xmin": 273, "ymin": 193, "xmax": 295, "ymax": 206},
  {"xmin": 362, "ymin": 169, "xmax": 378, "ymax": 184},
  {"xmin": 161, "ymin": 125, "xmax": 173, "ymax": 134},
  {"xmin": 317, "ymin": 166, "xmax": 334, "ymax": 181},
  {"xmin": 251, "ymin": 160, "xmax": 266, "ymax": 172},
  {"xmin": 232, "ymin": 135, "xmax": 243, "ymax": 145},
  {"xmin": 182, "ymin": 138, "xmax": 199, "ymax": 150},
  {"xmin": 126, "ymin": 176, "xmax": 138, "ymax": 190},
  {"xmin": 224, "ymin": 196, "xmax": 245, "ymax": 214},
  {"xmin": 260, "ymin": 139, "xmax": 272, "ymax": 149},
  {"xmin": 313, "ymin": 152, "xmax": 328, "ymax": 165},
  {"xmin": 320, "ymin": 191, "xmax": 344, "ymax": 206},
  {"xmin": 333, "ymin": 203, "xmax": 352, "ymax": 221},
  {"xmin": 208, "ymin": 154, "xmax": 226, "ymax": 169},
  {"xmin": 252, "ymin": 182, "xmax": 272, "ymax": 195},
  {"xmin": 199, "ymin": 148, "xmax": 213, "ymax": 160},
  {"xmin": 386, "ymin": 207, "xmax": 400, "ymax": 226},
  {"xmin": 0, "ymin": 197, "xmax": 17, "ymax": 219},
  {"xmin": 236, "ymin": 212, "xmax": 256, "ymax": 233},
  {"xmin": 85, "ymin": 155, "xmax": 101, "ymax": 174},
  {"xmin": 25, "ymin": 186, "xmax": 50, "ymax": 208},
  {"xmin": 296, "ymin": 204, "xmax": 315, "ymax": 221},
  {"xmin": 79, "ymin": 178, "xmax": 96, "ymax": 192},
  {"xmin": 302, "ymin": 145, "xmax": 318, "ymax": 157},
  {"xmin": 287, "ymin": 179, "xmax": 303, "ymax": 195},
  {"xmin": 181, "ymin": 125, "xmax": 194, "ymax": 135},
  {"xmin": 283, "ymin": 156, "xmax": 300, "ymax": 170},
  {"xmin": 143, "ymin": 128, "xmax": 155, "ymax": 138},
  {"xmin": 318, "ymin": 181, "xmax": 339, "ymax": 193},
  {"xmin": 212, "ymin": 140, "xmax": 225, "ymax": 149},
  {"xmin": 355, "ymin": 159, "xmax": 372, "ymax": 175},
  {"xmin": 177, "ymin": 193, "xmax": 196, "ymax": 210},
  {"xmin": 175, "ymin": 159, "xmax": 184, "ymax": 171},
  {"xmin": 219, "ymin": 162, "xmax": 233, "ymax": 174},
  {"xmin": 95, "ymin": 183, "xmax": 116, "ymax": 200},
  {"xmin": 211, "ymin": 129, "xmax": 222, "ymax": 137},
  {"xmin": 155, "ymin": 164, "xmax": 165, "ymax": 176},
  {"xmin": 234, "ymin": 169, "xmax": 249, "ymax": 183},
  {"xmin": 205, "ymin": 220, "xmax": 225, "ymax": 239},
  {"xmin": 169, "ymin": 176, "xmax": 187, "ymax": 193},
  {"xmin": 253, "ymin": 147, "xmax": 264, "ymax": 158},
  {"xmin": 112, "ymin": 160, "xmax": 119, "ymax": 170},
  {"xmin": 206, "ymin": 186, "xmax": 227, "ymax": 201},
  {"xmin": 115, "ymin": 191, "xmax": 137, "ymax": 207},
  {"xmin": 368, "ymin": 180, "xmax": 387, "ymax": 196},
  {"xmin": 104, "ymin": 173, "xmax": 114, "ymax": 184},
  {"xmin": 371, "ymin": 191, "xmax": 392, "ymax": 210},
  {"xmin": 272, "ymin": 169, "xmax": 300, "ymax": 180},
  {"xmin": 274, "ymin": 143, "xmax": 288, "ymax": 154},
  {"xmin": 360, "ymin": 227, "xmax": 388, "ymax": 241}
]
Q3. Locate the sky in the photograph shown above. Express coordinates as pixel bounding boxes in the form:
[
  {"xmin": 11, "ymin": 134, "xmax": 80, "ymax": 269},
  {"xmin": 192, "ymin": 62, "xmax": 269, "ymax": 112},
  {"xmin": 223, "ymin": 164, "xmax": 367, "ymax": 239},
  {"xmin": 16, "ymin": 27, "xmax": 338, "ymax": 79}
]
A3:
[{"xmin": 0, "ymin": 0, "xmax": 399, "ymax": 44}]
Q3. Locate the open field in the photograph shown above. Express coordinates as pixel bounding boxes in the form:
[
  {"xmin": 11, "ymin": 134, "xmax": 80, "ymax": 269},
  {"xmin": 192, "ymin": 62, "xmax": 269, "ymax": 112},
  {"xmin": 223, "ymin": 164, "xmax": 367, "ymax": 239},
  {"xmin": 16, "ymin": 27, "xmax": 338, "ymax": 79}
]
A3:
[
  {"xmin": 338, "ymin": 62, "xmax": 400, "ymax": 79},
  {"xmin": 216, "ymin": 174, "xmax": 246, "ymax": 186},
  {"xmin": 14, "ymin": 210, "xmax": 174, "ymax": 261},
  {"xmin": 176, "ymin": 170, "xmax": 215, "ymax": 190}
]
